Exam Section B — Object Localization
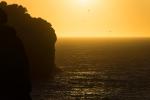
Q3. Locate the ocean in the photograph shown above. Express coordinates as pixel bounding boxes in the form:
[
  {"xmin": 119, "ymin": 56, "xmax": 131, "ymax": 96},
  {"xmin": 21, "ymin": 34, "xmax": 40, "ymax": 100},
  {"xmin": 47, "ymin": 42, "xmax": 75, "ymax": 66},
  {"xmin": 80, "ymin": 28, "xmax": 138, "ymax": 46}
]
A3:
[{"xmin": 32, "ymin": 38, "xmax": 150, "ymax": 100}]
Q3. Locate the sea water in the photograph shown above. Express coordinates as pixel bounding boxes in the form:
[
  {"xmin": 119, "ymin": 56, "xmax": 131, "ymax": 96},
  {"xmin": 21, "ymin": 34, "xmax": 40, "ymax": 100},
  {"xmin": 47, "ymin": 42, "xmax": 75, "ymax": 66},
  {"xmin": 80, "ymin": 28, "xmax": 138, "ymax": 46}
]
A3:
[{"xmin": 32, "ymin": 38, "xmax": 150, "ymax": 100}]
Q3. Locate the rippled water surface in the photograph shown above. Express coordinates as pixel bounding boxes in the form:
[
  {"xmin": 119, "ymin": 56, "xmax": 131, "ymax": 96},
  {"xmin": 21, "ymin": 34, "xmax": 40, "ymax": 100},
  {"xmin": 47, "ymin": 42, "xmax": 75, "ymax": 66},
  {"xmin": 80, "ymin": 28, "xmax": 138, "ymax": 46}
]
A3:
[{"xmin": 32, "ymin": 38, "xmax": 150, "ymax": 100}]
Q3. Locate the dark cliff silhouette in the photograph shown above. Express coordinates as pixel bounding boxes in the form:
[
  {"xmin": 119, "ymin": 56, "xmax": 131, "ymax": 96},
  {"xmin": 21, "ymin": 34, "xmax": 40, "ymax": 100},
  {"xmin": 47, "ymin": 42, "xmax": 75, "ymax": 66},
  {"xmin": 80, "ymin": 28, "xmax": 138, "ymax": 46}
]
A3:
[
  {"xmin": 0, "ymin": 8, "xmax": 31, "ymax": 99},
  {"xmin": 0, "ymin": 1, "xmax": 58, "ymax": 80}
]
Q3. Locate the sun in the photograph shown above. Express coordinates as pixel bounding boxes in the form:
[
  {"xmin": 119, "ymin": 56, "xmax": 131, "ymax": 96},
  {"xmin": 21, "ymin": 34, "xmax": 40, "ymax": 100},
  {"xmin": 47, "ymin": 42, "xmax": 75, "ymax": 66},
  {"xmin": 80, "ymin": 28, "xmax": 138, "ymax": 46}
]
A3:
[
  {"xmin": 71, "ymin": 0, "xmax": 97, "ymax": 8},
  {"xmin": 77, "ymin": 0, "xmax": 91, "ymax": 6},
  {"xmin": 80, "ymin": 0, "xmax": 89, "ymax": 4}
]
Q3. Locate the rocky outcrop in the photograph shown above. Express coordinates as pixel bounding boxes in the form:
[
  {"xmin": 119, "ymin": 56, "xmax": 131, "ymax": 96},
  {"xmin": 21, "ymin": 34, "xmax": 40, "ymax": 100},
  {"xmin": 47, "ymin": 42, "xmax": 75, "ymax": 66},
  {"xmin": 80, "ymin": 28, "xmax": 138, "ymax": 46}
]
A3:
[{"xmin": 0, "ymin": 1, "xmax": 58, "ymax": 80}]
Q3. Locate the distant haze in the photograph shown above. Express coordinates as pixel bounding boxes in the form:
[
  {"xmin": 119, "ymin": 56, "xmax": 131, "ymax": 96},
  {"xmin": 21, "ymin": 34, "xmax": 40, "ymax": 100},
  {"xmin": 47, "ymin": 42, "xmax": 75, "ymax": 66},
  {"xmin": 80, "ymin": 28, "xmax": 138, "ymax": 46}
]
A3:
[{"xmin": 5, "ymin": 0, "xmax": 150, "ymax": 38}]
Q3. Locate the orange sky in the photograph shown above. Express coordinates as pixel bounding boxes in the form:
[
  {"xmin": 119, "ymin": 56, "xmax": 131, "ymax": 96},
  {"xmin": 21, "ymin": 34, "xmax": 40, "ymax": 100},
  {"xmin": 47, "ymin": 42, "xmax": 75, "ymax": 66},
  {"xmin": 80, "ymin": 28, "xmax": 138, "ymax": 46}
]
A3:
[{"xmin": 5, "ymin": 0, "xmax": 150, "ymax": 38}]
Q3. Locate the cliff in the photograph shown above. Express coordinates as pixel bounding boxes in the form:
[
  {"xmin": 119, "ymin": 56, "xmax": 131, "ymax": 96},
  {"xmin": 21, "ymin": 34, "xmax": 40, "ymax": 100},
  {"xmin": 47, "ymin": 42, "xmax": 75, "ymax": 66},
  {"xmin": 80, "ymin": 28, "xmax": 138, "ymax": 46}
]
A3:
[{"xmin": 0, "ymin": 1, "xmax": 58, "ymax": 80}]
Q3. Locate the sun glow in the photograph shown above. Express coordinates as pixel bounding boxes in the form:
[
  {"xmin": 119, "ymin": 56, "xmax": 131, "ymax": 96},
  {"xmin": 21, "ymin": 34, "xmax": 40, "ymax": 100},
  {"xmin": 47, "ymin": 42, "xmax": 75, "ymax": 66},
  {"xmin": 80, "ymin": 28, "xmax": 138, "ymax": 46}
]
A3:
[
  {"xmin": 5, "ymin": 0, "xmax": 150, "ymax": 38},
  {"xmin": 76, "ymin": 0, "xmax": 91, "ymax": 6},
  {"xmin": 79, "ymin": 0, "xmax": 90, "ymax": 4}
]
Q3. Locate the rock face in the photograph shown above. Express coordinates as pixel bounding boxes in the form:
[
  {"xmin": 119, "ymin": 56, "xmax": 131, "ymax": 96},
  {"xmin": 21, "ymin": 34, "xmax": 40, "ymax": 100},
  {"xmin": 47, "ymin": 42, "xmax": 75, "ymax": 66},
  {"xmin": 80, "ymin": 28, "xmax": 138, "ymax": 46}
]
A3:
[{"xmin": 0, "ymin": 1, "xmax": 57, "ymax": 80}]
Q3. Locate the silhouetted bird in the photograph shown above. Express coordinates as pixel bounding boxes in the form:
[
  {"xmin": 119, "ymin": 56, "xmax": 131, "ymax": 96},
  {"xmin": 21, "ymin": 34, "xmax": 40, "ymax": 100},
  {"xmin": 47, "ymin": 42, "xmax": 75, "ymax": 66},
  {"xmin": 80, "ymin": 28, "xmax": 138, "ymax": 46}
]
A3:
[{"xmin": 0, "ymin": 8, "xmax": 31, "ymax": 100}]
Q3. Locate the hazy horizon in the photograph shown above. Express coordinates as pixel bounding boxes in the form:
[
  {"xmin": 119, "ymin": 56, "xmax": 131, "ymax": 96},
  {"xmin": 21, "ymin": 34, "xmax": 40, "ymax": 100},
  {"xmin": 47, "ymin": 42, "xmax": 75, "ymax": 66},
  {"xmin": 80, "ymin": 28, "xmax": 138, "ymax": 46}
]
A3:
[{"xmin": 57, "ymin": 35, "xmax": 150, "ymax": 39}]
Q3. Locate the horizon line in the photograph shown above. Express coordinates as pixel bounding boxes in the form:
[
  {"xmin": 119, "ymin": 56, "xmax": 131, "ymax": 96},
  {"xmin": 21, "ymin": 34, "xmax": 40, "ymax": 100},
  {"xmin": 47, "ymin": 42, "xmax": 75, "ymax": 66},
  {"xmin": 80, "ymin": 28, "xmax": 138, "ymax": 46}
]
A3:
[{"xmin": 58, "ymin": 36, "xmax": 150, "ymax": 39}]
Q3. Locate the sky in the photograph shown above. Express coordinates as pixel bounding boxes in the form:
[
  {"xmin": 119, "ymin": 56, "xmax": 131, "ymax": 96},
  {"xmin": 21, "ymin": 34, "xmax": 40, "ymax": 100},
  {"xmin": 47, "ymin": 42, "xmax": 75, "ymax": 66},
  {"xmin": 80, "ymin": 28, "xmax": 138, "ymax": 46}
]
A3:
[{"xmin": 4, "ymin": 0, "xmax": 150, "ymax": 38}]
